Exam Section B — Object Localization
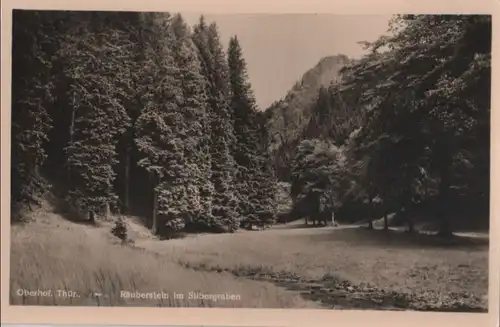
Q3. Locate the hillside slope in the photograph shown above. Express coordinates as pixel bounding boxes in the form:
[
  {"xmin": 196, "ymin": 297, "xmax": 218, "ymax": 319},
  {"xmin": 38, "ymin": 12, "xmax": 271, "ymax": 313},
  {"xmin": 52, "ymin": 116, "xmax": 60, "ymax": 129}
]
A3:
[
  {"xmin": 9, "ymin": 202, "xmax": 318, "ymax": 308},
  {"xmin": 265, "ymin": 54, "xmax": 351, "ymax": 180}
]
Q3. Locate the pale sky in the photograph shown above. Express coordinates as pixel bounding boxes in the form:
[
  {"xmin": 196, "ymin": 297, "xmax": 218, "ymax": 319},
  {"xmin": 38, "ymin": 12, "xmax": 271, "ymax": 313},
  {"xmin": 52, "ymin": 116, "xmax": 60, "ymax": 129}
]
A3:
[{"xmin": 182, "ymin": 14, "xmax": 392, "ymax": 109}]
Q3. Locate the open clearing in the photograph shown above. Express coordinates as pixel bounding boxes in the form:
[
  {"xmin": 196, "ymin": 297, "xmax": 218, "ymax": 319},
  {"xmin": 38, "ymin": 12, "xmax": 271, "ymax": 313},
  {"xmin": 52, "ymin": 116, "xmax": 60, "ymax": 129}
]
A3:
[{"xmin": 10, "ymin": 205, "xmax": 488, "ymax": 311}]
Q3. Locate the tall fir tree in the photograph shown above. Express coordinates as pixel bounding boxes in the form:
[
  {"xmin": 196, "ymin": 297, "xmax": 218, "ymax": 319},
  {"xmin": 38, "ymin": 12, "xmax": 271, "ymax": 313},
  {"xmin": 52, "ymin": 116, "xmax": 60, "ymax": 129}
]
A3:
[
  {"xmin": 134, "ymin": 13, "xmax": 190, "ymax": 234},
  {"xmin": 192, "ymin": 18, "xmax": 239, "ymax": 232},
  {"xmin": 227, "ymin": 35, "xmax": 259, "ymax": 225},
  {"xmin": 112, "ymin": 12, "xmax": 150, "ymax": 215},
  {"xmin": 228, "ymin": 36, "xmax": 277, "ymax": 227},
  {"xmin": 59, "ymin": 13, "xmax": 131, "ymax": 220},
  {"xmin": 168, "ymin": 14, "xmax": 214, "ymax": 227},
  {"xmin": 11, "ymin": 11, "xmax": 56, "ymax": 215},
  {"xmin": 254, "ymin": 110, "xmax": 279, "ymax": 226}
]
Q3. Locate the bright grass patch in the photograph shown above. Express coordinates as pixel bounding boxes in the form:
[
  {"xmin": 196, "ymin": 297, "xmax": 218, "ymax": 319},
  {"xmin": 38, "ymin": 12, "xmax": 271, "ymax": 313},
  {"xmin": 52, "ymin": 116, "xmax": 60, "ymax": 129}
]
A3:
[{"xmin": 9, "ymin": 212, "xmax": 318, "ymax": 308}]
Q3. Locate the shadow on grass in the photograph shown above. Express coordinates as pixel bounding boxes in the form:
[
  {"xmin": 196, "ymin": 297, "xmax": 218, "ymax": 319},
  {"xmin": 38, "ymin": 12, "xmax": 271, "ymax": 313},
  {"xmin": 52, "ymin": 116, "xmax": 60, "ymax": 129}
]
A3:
[
  {"xmin": 289, "ymin": 227, "xmax": 488, "ymax": 250},
  {"xmin": 274, "ymin": 223, "xmax": 331, "ymax": 230}
]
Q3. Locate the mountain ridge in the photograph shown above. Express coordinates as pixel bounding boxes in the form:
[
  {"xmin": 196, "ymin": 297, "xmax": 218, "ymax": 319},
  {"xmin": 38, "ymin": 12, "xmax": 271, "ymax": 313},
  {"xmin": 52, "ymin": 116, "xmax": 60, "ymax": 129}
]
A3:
[
  {"xmin": 266, "ymin": 54, "xmax": 351, "ymax": 143},
  {"xmin": 265, "ymin": 54, "xmax": 352, "ymax": 180}
]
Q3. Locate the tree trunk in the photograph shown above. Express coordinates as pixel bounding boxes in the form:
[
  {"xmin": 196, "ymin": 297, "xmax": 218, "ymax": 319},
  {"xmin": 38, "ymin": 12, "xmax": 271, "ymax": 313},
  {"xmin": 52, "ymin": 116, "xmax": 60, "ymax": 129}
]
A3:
[
  {"xmin": 123, "ymin": 146, "xmax": 131, "ymax": 214},
  {"xmin": 433, "ymin": 135, "xmax": 456, "ymax": 238},
  {"xmin": 367, "ymin": 194, "xmax": 374, "ymax": 230},
  {"xmin": 88, "ymin": 210, "xmax": 95, "ymax": 224},
  {"xmin": 407, "ymin": 215, "xmax": 414, "ymax": 233},
  {"xmin": 400, "ymin": 193, "xmax": 414, "ymax": 233},
  {"xmin": 104, "ymin": 203, "xmax": 110, "ymax": 218},
  {"xmin": 438, "ymin": 217, "xmax": 453, "ymax": 238},
  {"xmin": 67, "ymin": 94, "xmax": 76, "ymax": 185},
  {"xmin": 437, "ymin": 178, "xmax": 453, "ymax": 238},
  {"xmin": 383, "ymin": 212, "xmax": 389, "ymax": 231},
  {"xmin": 313, "ymin": 192, "xmax": 320, "ymax": 227},
  {"xmin": 437, "ymin": 154, "xmax": 454, "ymax": 238},
  {"xmin": 149, "ymin": 171, "xmax": 159, "ymax": 235},
  {"xmin": 152, "ymin": 186, "xmax": 158, "ymax": 235}
]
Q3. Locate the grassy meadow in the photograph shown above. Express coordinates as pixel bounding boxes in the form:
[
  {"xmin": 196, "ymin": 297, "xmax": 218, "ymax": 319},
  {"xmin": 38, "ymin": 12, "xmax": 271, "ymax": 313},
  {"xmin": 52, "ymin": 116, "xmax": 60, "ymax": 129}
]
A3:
[
  {"xmin": 10, "ymin": 207, "xmax": 317, "ymax": 308},
  {"xmin": 10, "ymin": 203, "xmax": 488, "ymax": 311}
]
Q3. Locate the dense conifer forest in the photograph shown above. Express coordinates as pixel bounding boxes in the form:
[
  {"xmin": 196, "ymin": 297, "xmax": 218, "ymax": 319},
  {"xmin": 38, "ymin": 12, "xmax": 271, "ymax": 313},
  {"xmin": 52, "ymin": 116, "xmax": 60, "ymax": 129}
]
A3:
[{"xmin": 11, "ymin": 12, "xmax": 491, "ymax": 239}]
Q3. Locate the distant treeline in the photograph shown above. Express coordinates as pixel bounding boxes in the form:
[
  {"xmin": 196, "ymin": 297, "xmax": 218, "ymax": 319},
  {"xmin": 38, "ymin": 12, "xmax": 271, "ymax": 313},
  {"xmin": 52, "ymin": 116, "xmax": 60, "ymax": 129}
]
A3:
[{"xmin": 11, "ymin": 10, "xmax": 278, "ymax": 236}]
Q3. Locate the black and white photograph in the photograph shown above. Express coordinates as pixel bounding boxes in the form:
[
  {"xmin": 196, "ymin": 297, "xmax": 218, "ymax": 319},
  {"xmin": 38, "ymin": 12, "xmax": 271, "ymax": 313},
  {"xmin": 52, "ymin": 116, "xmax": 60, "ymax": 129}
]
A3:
[{"xmin": 6, "ymin": 7, "xmax": 492, "ymax": 315}]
